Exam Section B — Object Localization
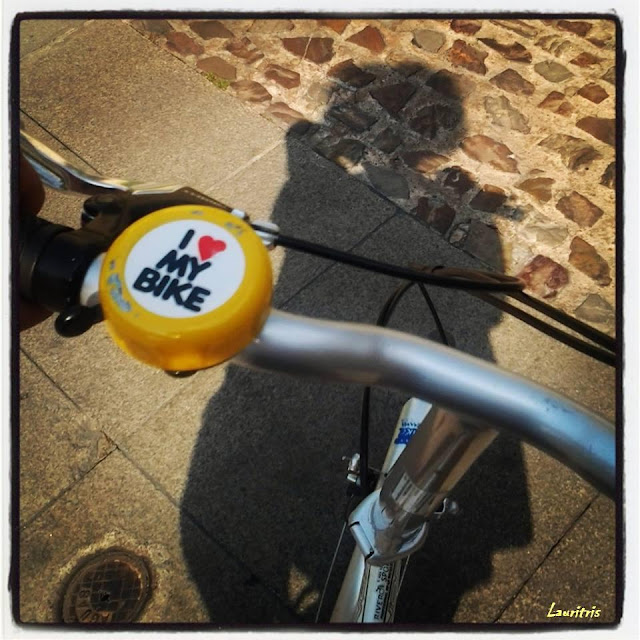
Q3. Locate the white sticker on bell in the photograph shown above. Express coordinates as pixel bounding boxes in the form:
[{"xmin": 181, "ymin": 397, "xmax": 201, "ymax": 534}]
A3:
[{"xmin": 124, "ymin": 220, "xmax": 245, "ymax": 318}]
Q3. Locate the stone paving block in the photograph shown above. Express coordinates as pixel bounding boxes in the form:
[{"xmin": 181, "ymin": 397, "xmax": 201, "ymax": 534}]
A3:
[
  {"xmin": 574, "ymin": 294, "xmax": 615, "ymax": 324},
  {"xmin": 18, "ymin": 451, "xmax": 294, "ymax": 623},
  {"xmin": 19, "ymin": 20, "xmax": 283, "ymax": 193},
  {"xmin": 18, "ymin": 18, "xmax": 84, "ymax": 59},
  {"xmin": 166, "ymin": 30, "xmax": 204, "ymax": 56},
  {"xmin": 19, "ymin": 351, "xmax": 115, "ymax": 526},
  {"xmin": 497, "ymin": 495, "xmax": 616, "ymax": 623}
]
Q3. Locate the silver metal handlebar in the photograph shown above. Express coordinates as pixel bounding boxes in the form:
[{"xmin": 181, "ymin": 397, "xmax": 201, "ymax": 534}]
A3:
[{"xmin": 236, "ymin": 310, "xmax": 615, "ymax": 497}]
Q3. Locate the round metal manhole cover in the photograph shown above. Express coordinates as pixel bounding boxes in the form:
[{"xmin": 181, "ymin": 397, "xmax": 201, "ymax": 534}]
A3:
[{"xmin": 61, "ymin": 550, "xmax": 151, "ymax": 623}]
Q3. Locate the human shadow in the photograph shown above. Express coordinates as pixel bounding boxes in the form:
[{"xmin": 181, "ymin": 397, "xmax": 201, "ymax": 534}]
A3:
[{"xmin": 180, "ymin": 59, "xmax": 532, "ymax": 624}]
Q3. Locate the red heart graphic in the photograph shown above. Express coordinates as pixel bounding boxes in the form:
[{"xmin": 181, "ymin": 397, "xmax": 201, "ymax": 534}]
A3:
[{"xmin": 198, "ymin": 236, "xmax": 227, "ymax": 261}]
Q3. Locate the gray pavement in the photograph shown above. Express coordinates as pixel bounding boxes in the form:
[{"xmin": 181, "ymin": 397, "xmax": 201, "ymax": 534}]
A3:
[{"xmin": 17, "ymin": 18, "xmax": 617, "ymax": 626}]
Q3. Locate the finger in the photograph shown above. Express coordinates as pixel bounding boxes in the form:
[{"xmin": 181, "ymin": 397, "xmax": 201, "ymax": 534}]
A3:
[
  {"xmin": 19, "ymin": 298, "xmax": 52, "ymax": 331},
  {"xmin": 19, "ymin": 153, "xmax": 45, "ymax": 216}
]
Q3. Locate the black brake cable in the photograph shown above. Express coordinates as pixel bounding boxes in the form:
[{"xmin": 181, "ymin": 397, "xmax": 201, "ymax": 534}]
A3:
[
  {"xmin": 513, "ymin": 290, "xmax": 616, "ymax": 352},
  {"xmin": 420, "ymin": 266, "xmax": 616, "ymax": 366},
  {"xmin": 474, "ymin": 292, "xmax": 615, "ymax": 366},
  {"xmin": 267, "ymin": 229, "xmax": 616, "ymax": 366},
  {"xmin": 272, "ymin": 233, "xmax": 525, "ymax": 293},
  {"xmin": 358, "ymin": 281, "xmax": 448, "ymax": 497},
  {"xmin": 423, "ymin": 266, "xmax": 615, "ymax": 353}
]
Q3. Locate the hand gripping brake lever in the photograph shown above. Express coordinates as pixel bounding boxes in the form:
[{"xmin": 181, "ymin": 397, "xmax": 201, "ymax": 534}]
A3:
[{"xmin": 18, "ymin": 130, "xmax": 250, "ymax": 339}]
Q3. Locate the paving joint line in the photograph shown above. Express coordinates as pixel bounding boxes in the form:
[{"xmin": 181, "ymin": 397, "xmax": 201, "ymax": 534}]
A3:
[
  {"xmin": 491, "ymin": 495, "xmax": 597, "ymax": 622},
  {"xmin": 16, "ymin": 18, "xmax": 89, "ymax": 64},
  {"xmin": 206, "ymin": 138, "xmax": 285, "ymax": 195},
  {"xmin": 20, "ymin": 347, "xmax": 84, "ymax": 412},
  {"xmin": 19, "ymin": 448, "xmax": 117, "ymax": 531},
  {"xmin": 19, "ymin": 108, "xmax": 102, "ymax": 174},
  {"xmin": 279, "ymin": 208, "xmax": 403, "ymax": 311}
]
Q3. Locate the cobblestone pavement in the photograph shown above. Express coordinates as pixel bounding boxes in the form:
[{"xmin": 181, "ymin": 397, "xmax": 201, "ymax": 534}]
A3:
[{"xmin": 130, "ymin": 17, "xmax": 617, "ymax": 334}]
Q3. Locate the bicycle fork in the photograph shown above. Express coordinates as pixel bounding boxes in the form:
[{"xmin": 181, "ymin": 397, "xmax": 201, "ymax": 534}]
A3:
[{"xmin": 331, "ymin": 399, "xmax": 496, "ymax": 622}]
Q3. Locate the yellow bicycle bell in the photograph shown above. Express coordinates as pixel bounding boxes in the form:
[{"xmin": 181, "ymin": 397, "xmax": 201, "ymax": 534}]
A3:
[{"xmin": 99, "ymin": 204, "xmax": 273, "ymax": 371}]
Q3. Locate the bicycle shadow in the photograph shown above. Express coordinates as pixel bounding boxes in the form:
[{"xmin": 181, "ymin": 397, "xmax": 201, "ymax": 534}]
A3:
[{"xmin": 180, "ymin": 59, "xmax": 533, "ymax": 624}]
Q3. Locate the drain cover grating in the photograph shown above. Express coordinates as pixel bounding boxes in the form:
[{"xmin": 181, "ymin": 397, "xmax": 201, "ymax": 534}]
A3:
[{"xmin": 61, "ymin": 550, "xmax": 151, "ymax": 623}]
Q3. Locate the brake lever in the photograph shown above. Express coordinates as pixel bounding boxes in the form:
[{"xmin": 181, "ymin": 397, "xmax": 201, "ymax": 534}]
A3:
[
  {"xmin": 18, "ymin": 130, "xmax": 279, "ymax": 343},
  {"xmin": 20, "ymin": 129, "xmax": 183, "ymax": 197}
]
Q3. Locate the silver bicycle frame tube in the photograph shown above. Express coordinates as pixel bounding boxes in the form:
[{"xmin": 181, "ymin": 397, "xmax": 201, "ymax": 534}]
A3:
[
  {"xmin": 236, "ymin": 310, "xmax": 615, "ymax": 497},
  {"xmin": 332, "ymin": 398, "xmax": 433, "ymax": 622}
]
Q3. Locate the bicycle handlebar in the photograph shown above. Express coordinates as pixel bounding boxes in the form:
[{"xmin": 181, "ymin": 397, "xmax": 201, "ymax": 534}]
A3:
[
  {"xmin": 17, "ymin": 212, "xmax": 617, "ymax": 497},
  {"xmin": 236, "ymin": 310, "xmax": 616, "ymax": 498},
  {"xmin": 17, "ymin": 132, "xmax": 616, "ymax": 499}
]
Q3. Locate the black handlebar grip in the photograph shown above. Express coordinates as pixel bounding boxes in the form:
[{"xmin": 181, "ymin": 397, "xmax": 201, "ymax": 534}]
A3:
[
  {"xmin": 18, "ymin": 188, "xmax": 231, "ymax": 313},
  {"xmin": 18, "ymin": 215, "xmax": 71, "ymax": 303},
  {"xmin": 18, "ymin": 215, "xmax": 109, "ymax": 312}
]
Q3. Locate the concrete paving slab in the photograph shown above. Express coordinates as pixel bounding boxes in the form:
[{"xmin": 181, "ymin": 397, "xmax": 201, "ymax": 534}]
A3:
[
  {"xmin": 282, "ymin": 211, "xmax": 616, "ymax": 409},
  {"xmin": 17, "ymin": 127, "xmax": 393, "ymax": 448},
  {"xmin": 19, "ymin": 20, "xmax": 284, "ymax": 193},
  {"xmin": 115, "ymin": 364, "xmax": 227, "ymax": 500},
  {"xmin": 279, "ymin": 211, "xmax": 615, "ymax": 623},
  {"xmin": 18, "ymin": 450, "xmax": 295, "ymax": 624},
  {"xmin": 20, "ymin": 318, "xmax": 195, "ymax": 440},
  {"xmin": 117, "ymin": 346, "xmax": 364, "ymax": 618},
  {"xmin": 113, "ymin": 348, "xmax": 396, "ymax": 619},
  {"xmin": 210, "ymin": 134, "xmax": 396, "ymax": 306},
  {"xmin": 497, "ymin": 495, "xmax": 616, "ymax": 624},
  {"xmin": 176, "ymin": 363, "xmax": 365, "ymax": 620},
  {"xmin": 18, "ymin": 18, "xmax": 85, "ymax": 59},
  {"xmin": 18, "ymin": 116, "xmax": 203, "ymax": 442},
  {"xmin": 392, "ymin": 438, "xmax": 597, "ymax": 623},
  {"xmin": 19, "ymin": 351, "xmax": 114, "ymax": 526}
]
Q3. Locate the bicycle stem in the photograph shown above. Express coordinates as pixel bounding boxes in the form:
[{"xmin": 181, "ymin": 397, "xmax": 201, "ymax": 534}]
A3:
[{"xmin": 348, "ymin": 410, "xmax": 496, "ymax": 564}]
